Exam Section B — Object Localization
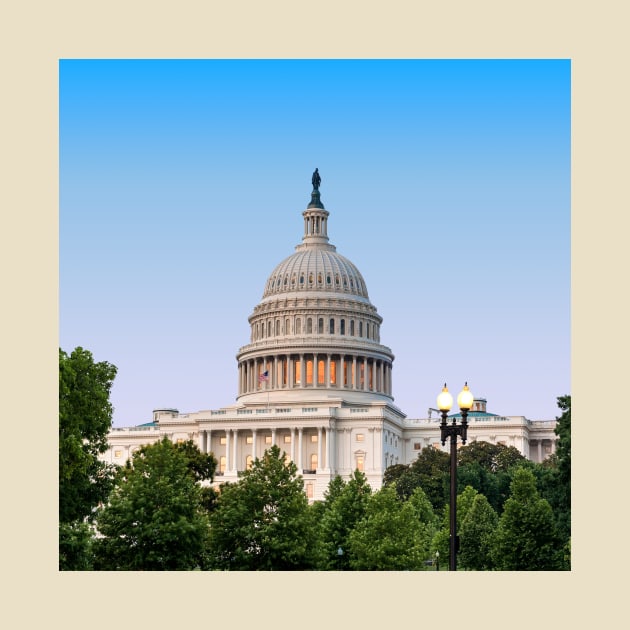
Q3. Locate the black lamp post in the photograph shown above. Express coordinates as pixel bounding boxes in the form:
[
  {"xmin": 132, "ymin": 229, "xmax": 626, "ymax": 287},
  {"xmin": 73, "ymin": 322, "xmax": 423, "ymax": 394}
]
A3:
[{"xmin": 437, "ymin": 382, "xmax": 474, "ymax": 571}]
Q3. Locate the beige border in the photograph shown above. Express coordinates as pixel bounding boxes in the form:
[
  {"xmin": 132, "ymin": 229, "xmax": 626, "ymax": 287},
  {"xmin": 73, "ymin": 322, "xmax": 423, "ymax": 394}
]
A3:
[{"xmin": 3, "ymin": 1, "xmax": 627, "ymax": 627}]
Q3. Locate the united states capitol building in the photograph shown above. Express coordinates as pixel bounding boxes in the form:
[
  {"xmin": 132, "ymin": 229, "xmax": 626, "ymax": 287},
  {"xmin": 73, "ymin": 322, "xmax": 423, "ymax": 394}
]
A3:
[{"xmin": 103, "ymin": 172, "xmax": 558, "ymax": 501}]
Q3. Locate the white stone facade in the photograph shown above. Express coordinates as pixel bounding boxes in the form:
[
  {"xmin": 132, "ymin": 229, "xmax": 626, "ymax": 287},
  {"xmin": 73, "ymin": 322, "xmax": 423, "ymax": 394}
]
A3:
[{"xmin": 103, "ymin": 178, "xmax": 557, "ymax": 501}]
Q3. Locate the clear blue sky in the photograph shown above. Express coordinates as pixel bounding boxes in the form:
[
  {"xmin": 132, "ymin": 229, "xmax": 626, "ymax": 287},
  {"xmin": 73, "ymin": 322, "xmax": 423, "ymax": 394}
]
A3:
[{"xmin": 60, "ymin": 59, "xmax": 570, "ymax": 427}]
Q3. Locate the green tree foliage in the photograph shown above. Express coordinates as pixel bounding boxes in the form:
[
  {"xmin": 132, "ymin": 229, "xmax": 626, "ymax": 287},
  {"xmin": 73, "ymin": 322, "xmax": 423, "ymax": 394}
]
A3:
[
  {"xmin": 207, "ymin": 445, "xmax": 318, "ymax": 570},
  {"xmin": 93, "ymin": 437, "xmax": 210, "ymax": 570},
  {"xmin": 553, "ymin": 395, "xmax": 571, "ymax": 543},
  {"xmin": 459, "ymin": 494, "xmax": 498, "ymax": 570},
  {"xmin": 491, "ymin": 467, "xmax": 562, "ymax": 570},
  {"xmin": 396, "ymin": 447, "xmax": 449, "ymax": 512},
  {"xmin": 59, "ymin": 521, "xmax": 94, "ymax": 571},
  {"xmin": 458, "ymin": 440, "xmax": 526, "ymax": 473},
  {"xmin": 317, "ymin": 470, "xmax": 372, "ymax": 570},
  {"xmin": 59, "ymin": 347, "xmax": 118, "ymax": 524},
  {"xmin": 431, "ymin": 485, "xmax": 479, "ymax": 565},
  {"xmin": 347, "ymin": 486, "xmax": 430, "ymax": 570},
  {"xmin": 382, "ymin": 463, "xmax": 409, "ymax": 488}
]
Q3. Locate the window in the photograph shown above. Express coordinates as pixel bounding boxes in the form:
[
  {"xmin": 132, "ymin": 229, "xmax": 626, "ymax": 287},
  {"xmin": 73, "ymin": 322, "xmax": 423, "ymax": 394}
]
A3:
[
  {"xmin": 326, "ymin": 274, "xmax": 331, "ymax": 285},
  {"xmin": 340, "ymin": 319, "xmax": 345, "ymax": 335},
  {"xmin": 275, "ymin": 319, "xmax": 280, "ymax": 335},
  {"xmin": 246, "ymin": 436, "xmax": 253, "ymax": 444},
  {"xmin": 306, "ymin": 359, "xmax": 313, "ymax": 385},
  {"xmin": 220, "ymin": 437, "xmax": 227, "ymax": 445},
  {"xmin": 307, "ymin": 318, "xmax": 313, "ymax": 334},
  {"xmin": 219, "ymin": 456, "xmax": 226, "ymax": 473},
  {"xmin": 318, "ymin": 318, "xmax": 324, "ymax": 334},
  {"xmin": 356, "ymin": 434, "xmax": 364, "ymax": 442},
  {"xmin": 414, "ymin": 442, "xmax": 421, "ymax": 450},
  {"xmin": 330, "ymin": 360, "xmax": 337, "ymax": 385},
  {"xmin": 306, "ymin": 483, "xmax": 313, "ymax": 499},
  {"xmin": 311, "ymin": 453, "xmax": 318, "ymax": 469},
  {"xmin": 246, "ymin": 455, "xmax": 253, "ymax": 470},
  {"xmin": 310, "ymin": 434, "xmax": 318, "ymax": 443},
  {"xmin": 359, "ymin": 321, "xmax": 363, "ymax": 337},
  {"xmin": 350, "ymin": 320, "xmax": 355, "ymax": 336},
  {"xmin": 296, "ymin": 318, "xmax": 302, "ymax": 334},
  {"xmin": 285, "ymin": 318, "xmax": 291, "ymax": 335},
  {"xmin": 114, "ymin": 449, "xmax": 122, "ymax": 458},
  {"xmin": 329, "ymin": 318, "xmax": 335, "ymax": 334},
  {"xmin": 284, "ymin": 435, "xmax": 291, "ymax": 444},
  {"xmin": 356, "ymin": 456, "xmax": 364, "ymax": 472},
  {"xmin": 265, "ymin": 436, "xmax": 272, "ymax": 444}
]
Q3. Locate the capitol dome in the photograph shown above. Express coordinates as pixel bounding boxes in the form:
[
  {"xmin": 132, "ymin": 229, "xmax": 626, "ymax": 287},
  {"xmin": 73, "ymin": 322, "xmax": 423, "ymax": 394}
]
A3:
[{"xmin": 236, "ymin": 172, "xmax": 394, "ymax": 405}]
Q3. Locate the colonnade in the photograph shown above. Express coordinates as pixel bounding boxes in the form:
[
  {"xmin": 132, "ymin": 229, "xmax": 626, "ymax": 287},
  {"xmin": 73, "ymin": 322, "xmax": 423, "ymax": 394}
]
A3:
[
  {"xmin": 238, "ymin": 353, "xmax": 392, "ymax": 396},
  {"xmin": 197, "ymin": 425, "xmax": 334, "ymax": 475}
]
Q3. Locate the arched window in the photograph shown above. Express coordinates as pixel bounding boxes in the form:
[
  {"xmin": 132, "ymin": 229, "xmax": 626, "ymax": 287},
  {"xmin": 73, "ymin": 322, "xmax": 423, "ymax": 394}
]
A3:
[
  {"xmin": 296, "ymin": 318, "xmax": 302, "ymax": 334},
  {"xmin": 309, "ymin": 273, "xmax": 314, "ymax": 285},
  {"xmin": 307, "ymin": 318, "xmax": 313, "ymax": 334},
  {"xmin": 350, "ymin": 320, "xmax": 355, "ymax": 336},
  {"xmin": 340, "ymin": 319, "xmax": 345, "ymax": 335},
  {"xmin": 246, "ymin": 455, "xmax": 253, "ymax": 470},
  {"xmin": 219, "ymin": 456, "xmax": 226, "ymax": 473},
  {"xmin": 335, "ymin": 274, "xmax": 340, "ymax": 286},
  {"xmin": 329, "ymin": 318, "xmax": 335, "ymax": 334},
  {"xmin": 317, "ymin": 273, "xmax": 323, "ymax": 285},
  {"xmin": 285, "ymin": 318, "xmax": 291, "ymax": 335},
  {"xmin": 359, "ymin": 321, "xmax": 363, "ymax": 337},
  {"xmin": 311, "ymin": 453, "xmax": 318, "ymax": 469},
  {"xmin": 306, "ymin": 360, "xmax": 313, "ymax": 385},
  {"xmin": 300, "ymin": 274, "xmax": 304, "ymax": 285},
  {"xmin": 318, "ymin": 360, "xmax": 325, "ymax": 384},
  {"xmin": 366, "ymin": 323, "xmax": 370, "ymax": 339},
  {"xmin": 326, "ymin": 274, "xmax": 331, "ymax": 285},
  {"xmin": 318, "ymin": 318, "xmax": 324, "ymax": 334},
  {"xmin": 275, "ymin": 319, "xmax": 280, "ymax": 336}
]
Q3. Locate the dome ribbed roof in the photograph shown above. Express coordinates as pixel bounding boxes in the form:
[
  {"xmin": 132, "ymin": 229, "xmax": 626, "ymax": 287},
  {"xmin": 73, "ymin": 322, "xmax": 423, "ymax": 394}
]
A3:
[{"xmin": 262, "ymin": 246, "xmax": 369, "ymax": 300}]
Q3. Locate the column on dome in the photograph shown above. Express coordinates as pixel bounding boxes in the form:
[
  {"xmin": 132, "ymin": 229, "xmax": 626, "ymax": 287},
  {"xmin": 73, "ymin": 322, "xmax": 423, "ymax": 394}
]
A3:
[
  {"xmin": 352, "ymin": 356, "xmax": 357, "ymax": 389},
  {"xmin": 289, "ymin": 354, "xmax": 294, "ymax": 388},
  {"xmin": 300, "ymin": 354, "xmax": 305, "ymax": 388},
  {"xmin": 313, "ymin": 353, "xmax": 319, "ymax": 388},
  {"xmin": 380, "ymin": 361, "xmax": 384, "ymax": 394},
  {"xmin": 325, "ymin": 354, "xmax": 331, "ymax": 389},
  {"xmin": 363, "ymin": 357, "xmax": 368, "ymax": 391},
  {"xmin": 273, "ymin": 356, "xmax": 278, "ymax": 390}
]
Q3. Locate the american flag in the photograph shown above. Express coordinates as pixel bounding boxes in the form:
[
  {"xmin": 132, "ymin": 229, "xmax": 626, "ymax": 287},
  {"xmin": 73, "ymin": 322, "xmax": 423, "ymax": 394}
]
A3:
[{"xmin": 258, "ymin": 370, "xmax": 269, "ymax": 383}]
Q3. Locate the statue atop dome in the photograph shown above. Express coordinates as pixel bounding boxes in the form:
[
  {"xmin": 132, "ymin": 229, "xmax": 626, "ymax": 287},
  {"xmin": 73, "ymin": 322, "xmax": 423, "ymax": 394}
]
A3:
[{"xmin": 311, "ymin": 168, "xmax": 321, "ymax": 190}]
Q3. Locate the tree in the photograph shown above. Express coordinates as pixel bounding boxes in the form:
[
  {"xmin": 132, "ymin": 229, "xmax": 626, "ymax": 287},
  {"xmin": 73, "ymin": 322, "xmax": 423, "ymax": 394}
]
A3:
[
  {"xmin": 382, "ymin": 463, "xmax": 409, "ymax": 488},
  {"xmin": 553, "ymin": 395, "xmax": 571, "ymax": 543},
  {"xmin": 59, "ymin": 347, "xmax": 117, "ymax": 570},
  {"xmin": 458, "ymin": 441, "xmax": 525, "ymax": 473},
  {"xmin": 93, "ymin": 437, "xmax": 211, "ymax": 570},
  {"xmin": 431, "ymin": 485, "xmax": 479, "ymax": 566},
  {"xmin": 59, "ymin": 347, "xmax": 118, "ymax": 524},
  {"xmin": 347, "ymin": 486, "xmax": 429, "ymax": 570},
  {"xmin": 318, "ymin": 470, "xmax": 372, "ymax": 569},
  {"xmin": 491, "ymin": 467, "xmax": 563, "ymax": 570},
  {"xmin": 396, "ymin": 447, "xmax": 449, "ymax": 512},
  {"xmin": 207, "ymin": 445, "xmax": 318, "ymax": 570},
  {"xmin": 459, "ymin": 493, "xmax": 498, "ymax": 570}
]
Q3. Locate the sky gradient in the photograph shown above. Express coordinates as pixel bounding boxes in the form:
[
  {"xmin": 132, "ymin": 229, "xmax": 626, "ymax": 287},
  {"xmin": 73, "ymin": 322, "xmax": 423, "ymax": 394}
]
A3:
[{"xmin": 59, "ymin": 59, "xmax": 570, "ymax": 427}]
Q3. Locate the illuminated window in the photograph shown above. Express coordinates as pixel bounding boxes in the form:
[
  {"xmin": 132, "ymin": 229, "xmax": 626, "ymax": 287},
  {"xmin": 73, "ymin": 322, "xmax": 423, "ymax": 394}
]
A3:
[
  {"xmin": 295, "ymin": 359, "xmax": 301, "ymax": 385},
  {"xmin": 284, "ymin": 453, "xmax": 291, "ymax": 466},
  {"xmin": 311, "ymin": 453, "xmax": 318, "ymax": 469},
  {"xmin": 246, "ymin": 436, "xmax": 253, "ymax": 444},
  {"xmin": 356, "ymin": 434, "xmax": 364, "ymax": 442},
  {"xmin": 310, "ymin": 434, "xmax": 318, "ymax": 443},
  {"xmin": 265, "ymin": 436, "xmax": 272, "ymax": 444},
  {"xmin": 219, "ymin": 456, "xmax": 226, "ymax": 473},
  {"xmin": 356, "ymin": 456, "xmax": 364, "ymax": 472},
  {"xmin": 114, "ymin": 450, "xmax": 122, "ymax": 458},
  {"xmin": 220, "ymin": 437, "xmax": 227, "ymax": 445},
  {"xmin": 246, "ymin": 455, "xmax": 253, "ymax": 469},
  {"xmin": 284, "ymin": 435, "xmax": 291, "ymax": 444},
  {"xmin": 306, "ymin": 483, "xmax": 314, "ymax": 499},
  {"xmin": 306, "ymin": 359, "xmax": 313, "ymax": 385},
  {"xmin": 177, "ymin": 439, "xmax": 185, "ymax": 445},
  {"xmin": 330, "ymin": 360, "xmax": 337, "ymax": 385},
  {"xmin": 318, "ymin": 360, "xmax": 325, "ymax": 384}
]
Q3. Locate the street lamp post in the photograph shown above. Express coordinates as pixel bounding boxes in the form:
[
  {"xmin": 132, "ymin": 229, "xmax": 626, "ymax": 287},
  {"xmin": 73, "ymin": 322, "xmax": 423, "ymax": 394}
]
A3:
[{"xmin": 437, "ymin": 382, "xmax": 474, "ymax": 571}]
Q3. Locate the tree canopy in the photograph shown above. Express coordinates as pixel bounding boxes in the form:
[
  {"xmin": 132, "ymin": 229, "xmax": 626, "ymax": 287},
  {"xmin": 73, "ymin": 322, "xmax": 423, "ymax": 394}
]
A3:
[
  {"xmin": 93, "ymin": 437, "xmax": 211, "ymax": 570},
  {"xmin": 207, "ymin": 445, "xmax": 319, "ymax": 570}
]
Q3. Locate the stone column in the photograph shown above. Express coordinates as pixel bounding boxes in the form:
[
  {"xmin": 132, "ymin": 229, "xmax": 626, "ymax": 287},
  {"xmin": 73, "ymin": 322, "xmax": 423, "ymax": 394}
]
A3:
[
  {"xmin": 252, "ymin": 429, "xmax": 257, "ymax": 462},
  {"xmin": 317, "ymin": 427, "xmax": 323, "ymax": 470},
  {"xmin": 206, "ymin": 429, "xmax": 212, "ymax": 454},
  {"xmin": 327, "ymin": 425, "xmax": 334, "ymax": 471},
  {"xmin": 537, "ymin": 440, "xmax": 542, "ymax": 462},
  {"xmin": 314, "ymin": 353, "xmax": 319, "ymax": 388},
  {"xmin": 300, "ymin": 354, "xmax": 305, "ymax": 388},
  {"xmin": 290, "ymin": 427, "xmax": 295, "ymax": 462},
  {"xmin": 232, "ymin": 429, "xmax": 238, "ymax": 471},
  {"xmin": 326, "ymin": 354, "xmax": 331, "ymax": 388},
  {"xmin": 352, "ymin": 356, "xmax": 357, "ymax": 390},
  {"xmin": 363, "ymin": 357, "xmax": 368, "ymax": 391},
  {"xmin": 273, "ymin": 356, "xmax": 278, "ymax": 390},
  {"xmin": 298, "ymin": 427, "xmax": 303, "ymax": 471},
  {"xmin": 289, "ymin": 355, "xmax": 294, "ymax": 388},
  {"xmin": 225, "ymin": 430, "xmax": 231, "ymax": 472},
  {"xmin": 380, "ymin": 361, "xmax": 385, "ymax": 393},
  {"xmin": 198, "ymin": 429, "xmax": 205, "ymax": 452},
  {"xmin": 271, "ymin": 428, "xmax": 277, "ymax": 446}
]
